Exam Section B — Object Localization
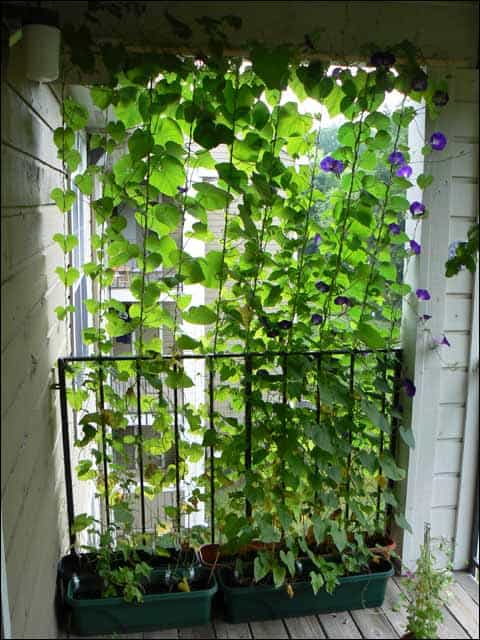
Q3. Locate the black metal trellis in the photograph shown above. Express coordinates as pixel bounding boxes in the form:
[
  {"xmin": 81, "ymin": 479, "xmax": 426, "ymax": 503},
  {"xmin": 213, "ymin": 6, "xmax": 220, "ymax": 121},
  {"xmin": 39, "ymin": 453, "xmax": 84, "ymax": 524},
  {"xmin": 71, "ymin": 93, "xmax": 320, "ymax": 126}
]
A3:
[{"xmin": 58, "ymin": 348, "xmax": 402, "ymax": 551}]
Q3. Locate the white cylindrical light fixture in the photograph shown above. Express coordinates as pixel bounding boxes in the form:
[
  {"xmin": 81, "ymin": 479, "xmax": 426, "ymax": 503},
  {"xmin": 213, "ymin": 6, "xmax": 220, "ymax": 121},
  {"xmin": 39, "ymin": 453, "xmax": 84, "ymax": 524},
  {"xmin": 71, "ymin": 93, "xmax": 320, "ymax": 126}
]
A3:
[{"xmin": 23, "ymin": 24, "xmax": 61, "ymax": 83}]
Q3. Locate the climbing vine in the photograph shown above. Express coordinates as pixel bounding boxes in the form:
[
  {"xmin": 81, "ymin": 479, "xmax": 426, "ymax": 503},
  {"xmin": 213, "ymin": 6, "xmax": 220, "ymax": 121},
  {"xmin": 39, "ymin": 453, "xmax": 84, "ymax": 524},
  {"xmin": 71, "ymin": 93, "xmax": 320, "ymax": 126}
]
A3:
[{"xmin": 51, "ymin": 24, "xmax": 458, "ymax": 589}]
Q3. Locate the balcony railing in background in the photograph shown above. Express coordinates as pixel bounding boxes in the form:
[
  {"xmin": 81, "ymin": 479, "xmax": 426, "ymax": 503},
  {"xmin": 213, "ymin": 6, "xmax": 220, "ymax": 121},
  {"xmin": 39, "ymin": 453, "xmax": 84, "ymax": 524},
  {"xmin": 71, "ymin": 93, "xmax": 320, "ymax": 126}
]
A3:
[
  {"xmin": 111, "ymin": 268, "xmax": 164, "ymax": 288},
  {"xmin": 57, "ymin": 348, "xmax": 403, "ymax": 549}
]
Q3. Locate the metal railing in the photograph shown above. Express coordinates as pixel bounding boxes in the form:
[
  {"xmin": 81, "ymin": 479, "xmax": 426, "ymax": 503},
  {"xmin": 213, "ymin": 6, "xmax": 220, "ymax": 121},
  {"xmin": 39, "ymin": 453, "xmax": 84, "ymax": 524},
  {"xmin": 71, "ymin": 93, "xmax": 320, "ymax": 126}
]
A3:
[
  {"xmin": 111, "ymin": 268, "xmax": 164, "ymax": 288},
  {"xmin": 58, "ymin": 348, "xmax": 403, "ymax": 549}
]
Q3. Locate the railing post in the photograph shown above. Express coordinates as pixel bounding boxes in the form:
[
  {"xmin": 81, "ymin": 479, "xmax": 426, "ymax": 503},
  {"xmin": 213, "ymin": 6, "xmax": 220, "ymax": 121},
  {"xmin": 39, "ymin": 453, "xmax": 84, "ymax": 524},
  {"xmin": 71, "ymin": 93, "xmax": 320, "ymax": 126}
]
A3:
[
  {"xmin": 98, "ymin": 359, "xmax": 110, "ymax": 530},
  {"xmin": 376, "ymin": 353, "xmax": 388, "ymax": 527},
  {"xmin": 58, "ymin": 358, "xmax": 76, "ymax": 552},
  {"xmin": 245, "ymin": 354, "xmax": 253, "ymax": 519},
  {"xmin": 208, "ymin": 357, "xmax": 215, "ymax": 544},
  {"xmin": 173, "ymin": 363, "xmax": 182, "ymax": 538},
  {"xmin": 135, "ymin": 361, "xmax": 146, "ymax": 536},
  {"xmin": 345, "ymin": 352, "xmax": 355, "ymax": 522}
]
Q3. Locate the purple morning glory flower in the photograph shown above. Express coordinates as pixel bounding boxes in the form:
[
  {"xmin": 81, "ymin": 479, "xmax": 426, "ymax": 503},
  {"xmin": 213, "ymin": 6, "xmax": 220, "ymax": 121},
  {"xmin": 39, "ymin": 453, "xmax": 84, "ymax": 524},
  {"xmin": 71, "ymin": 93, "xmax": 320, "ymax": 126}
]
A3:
[
  {"xmin": 441, "ymin": 335, "xmax": 451, "ymax": 347},
  {"xmin": 432, "ymin": 90, "xmax": 449, "ymax": 107},
  {"xmin": 305, "ymin": 234, "xmax": 322, "ymax": 255},
  {"xmin": 267, "ymin": 328, "xmax": 279, "ymax": 338},
  {"xmin": 422, "ymin": 314, "xmax": 432, "ymax": 321},
  {"xmin": 334, "ymin": 296, "xmax": 352, "ymax": 306},
  {"xmin": 278, "ymin": 319, "xmax": 293, "ymax": 330},
  {"xmin": 396, "ymin": 164, "xmax": 413, "ymax": 179},
  {"xmin": 331, "ymin": 67, "xmax": 343, "ymax": 79},
  {"xmin": 311, "ymin": 313, "xmax": 323, "ymax": 325},
  {"xmin": 411, "ymin": 73, "xmax": 428, "ymax": 92},
  {"xmin": 403, "ymin": 378, "xmax": 416, "ymax": 398},
  {"xmin": 388, "ymin": 151, "xmax": 405, "ymax": 166},
  {"xmin": 370, "ymin": 51, "xmax": 396, "ymax": 69},
  {"xmin": 315, "ymin": 280, "xmax": 330, "ymax": 292},
  {"xmin": 332, "ymin": 160, "xmax": 345, "ymax": 175},
  {"xmin": 388, "ymin": 223, "xmax": 401, "ymax": 235},
  {"xmin": 177, "ymin": 186, "xmax": 188, "ymax": 194},
  {"xmin": 320, "ymin": 156, "xmax": 335, "ymax": 172},
  {"xmin": 410, "ymin": 201, "xmax": 426, "ymax": 216},
  {"xmin": 409, "ymin": 240, "xmax": 421, "ymax": 255},
  {"xmin": 416, "ymin": 288, "xmax": 431, "ymax": 301},
  {"xmin": 430, "ymin": 132, "xmax": 447, "ymax": 151}
]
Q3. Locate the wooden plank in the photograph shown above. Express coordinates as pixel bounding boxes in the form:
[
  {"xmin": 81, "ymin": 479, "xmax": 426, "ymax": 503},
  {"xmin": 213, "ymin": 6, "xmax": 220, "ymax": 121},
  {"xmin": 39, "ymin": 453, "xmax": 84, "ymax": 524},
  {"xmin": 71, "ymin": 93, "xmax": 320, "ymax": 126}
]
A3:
[
  {"xmin": 453, "ymin": 263, "xmax": 479, "ymax": 569},
  {"xmin": 284, "ymin": 615, "xmax": 326, "ymax": 638},
  {"xmin": 444, "ymin": 580, "xmax": 479, "ymax": 637},
  {"xmin": 455, "ymin": 572, "xmax": 479, "ymax": 604},
  {"xmin": 434, "ymin": 440, "xmax": 464, "ymax": 475},
  {"xmin": 450, "ymin": 179, "xmax": 478, "ymax": 219},
  {"xmin": 439, "ymin": 369, "xmax": 469, "ymax": 405},
  {"xmin": 438, "ymin": 403, "xmax": 466, "ymax": 437},
  {"xmin": 317, "ymin": 612, "xmax": 361, "ymax": 638},
  {"xmin": 381, "ymin": 579, "xmax": 409, "ymax": 636},
  {"xmin": 178, "ymin": 624, "xmax": 215, "ymax": 639},
  {"xmin": 394, "ymin": 576, "xmax": 470, "ymax": 639},
  {"xmin": 143, "ymin": 630, "xmax": 179, "ymax": 639},
  {"xmin": 214, "ymin": 620, "xmax": 252, "ymax": 638},
  {"xmin": 432, "ymin": 476, "xmax": 461, "ymax": 508},
  {"xmin": 249, "ymin": 619, "xmax": 288, "ymax": 639},
  {"xmin": 350, "ymin": 608, "xmax": 398, "ymax": 639}
]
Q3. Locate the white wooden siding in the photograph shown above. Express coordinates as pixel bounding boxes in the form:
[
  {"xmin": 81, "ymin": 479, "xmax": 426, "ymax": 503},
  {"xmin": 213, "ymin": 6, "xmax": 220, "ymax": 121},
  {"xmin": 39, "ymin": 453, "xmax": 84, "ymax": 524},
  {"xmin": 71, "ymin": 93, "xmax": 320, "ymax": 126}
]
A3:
[
  {"xmin": 401, "ymin": 67, "xmax": 479, "ymax": 570},
  {"xmin": 1, "ymin": 72, "xmax": 69, "ymax": 638}
]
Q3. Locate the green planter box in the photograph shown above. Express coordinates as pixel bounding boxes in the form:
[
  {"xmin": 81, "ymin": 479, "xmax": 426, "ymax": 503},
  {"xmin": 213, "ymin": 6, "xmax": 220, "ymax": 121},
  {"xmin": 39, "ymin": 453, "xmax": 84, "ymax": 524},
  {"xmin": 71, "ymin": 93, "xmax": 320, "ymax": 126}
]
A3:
[
  {"xmin": 66, "ymin": 568, "xmax": 217, "ymax": 636},
  {"xmin": 217, "ymin": 559, "xmax": 394, "ymax": 623}
]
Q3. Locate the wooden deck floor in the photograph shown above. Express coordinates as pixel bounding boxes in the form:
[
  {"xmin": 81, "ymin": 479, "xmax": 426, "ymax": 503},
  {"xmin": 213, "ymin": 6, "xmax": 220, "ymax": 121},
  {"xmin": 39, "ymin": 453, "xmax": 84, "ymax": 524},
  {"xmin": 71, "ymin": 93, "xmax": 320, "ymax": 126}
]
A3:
[{"xmin": 66, "ymin": 572, "xmax": 479, "ymax": 639}]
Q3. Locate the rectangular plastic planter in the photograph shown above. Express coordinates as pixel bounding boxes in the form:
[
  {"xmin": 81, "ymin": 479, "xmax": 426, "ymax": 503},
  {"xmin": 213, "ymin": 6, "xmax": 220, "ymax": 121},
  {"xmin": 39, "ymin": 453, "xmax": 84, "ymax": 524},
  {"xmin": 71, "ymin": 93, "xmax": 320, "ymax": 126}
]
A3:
[
  {"xmin": 65, "ymin": 569, "xmax": 217, "ymax": 636},
  {"xmin": 217, "ymin": 559, "xmax": 394, "ymax": 623}
]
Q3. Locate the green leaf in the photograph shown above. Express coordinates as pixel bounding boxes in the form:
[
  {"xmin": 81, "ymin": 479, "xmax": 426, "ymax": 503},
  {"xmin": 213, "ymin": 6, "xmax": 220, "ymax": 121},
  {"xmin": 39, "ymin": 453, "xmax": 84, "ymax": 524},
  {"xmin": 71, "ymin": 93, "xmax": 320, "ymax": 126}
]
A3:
[
  {"xmin": 55, "ymin": 266, "xmax": 80, "ymax": 287},
  {"xmin": 55, "ymin": 305, "xmax": 76, "ymax": 320},
  {"xmin": 113, "ymin": 155, "xmax": 146, "ymax": 186},
  {"xmin": 165, "ymin": 369, "xmax": 194, "ymax": 389},
  {"xmin": 63, "ymin": 149, "xmax": 82, "ymax": 172},
  {"xmin": 176, "ymin": 335, "xmax": 201, "ymax": 350},
  {"xmin": 356, "ymin": 322, "xmax": 385, "ymax": 349},
  {"xmin": 193, "ymin": 182, "xmax": 233, "ymax": 210},
  {"xmin": 53, "ymin": 127, "xmax": 75, "ymax": 150},
  {"xmin": 182, "ymin": 305, "xmax": 217, "ymax": 325},
  {"xmin": 251, "ymin": 45, "xmax": 290, "ymax": 90},
  {"xmin": 152, "ymin": 203, "xmax": 181, "ymax": 233},
  {"xmin": 310, "ymin": 571, "xmax": 324, "ymax": 595},
  {"xmin": 380, "ymin": 453, "xmax": 406, "ymax": 481},
  {"xmin": 361, "ymin": 400, "xmax": 390, "ymax": 434},
  {"xmin": 76, "ymin": 459, "xmax": 96, "ymax": 480},
  {"xmin": 369, "ymin": 130, "xmax": 391, "ymax": 150},
  {"xmin": 359, "ymin": 149, "xmax": 377, "ymax": 171},
  {"xmin": 53, "ymin": 233, "xmax": 78, "ymax": 253},
  {"xmin": 379, "ymin": 262, "xmax": 397, "ymax": 282},
  {"xmin": 128, "ymin": 129, "xmax": 154, "ymax": 161},
  {"xmin": 90, "ymin": 86, "xmax": 114, "ymax": 109},
  {"xmin": 92, "ymin": 197, "xmax": 114, "ymax": 222},
  {"xmin": 365, "ymin": 111, "xmax": 391, "ymax": 130},
  {"xmin": 254, "ymin": 556, "xmax": 270, "ymax": 583},
  {"xmin": 51, "ymin": 188, "xmax": 76, "ymax": 212},
  {"xmin": 272, "ymin": 564, "xmax": 287, "ymax": 589},
  {"xmin": 394, "ymin": 512, "xmax": 412, "ymax": 534},
  {"xmin": 399, "ymin": 426, "xmax": 416, "ymax": 448},
  {"xmin": 330, "ymin": 526, "xmax": 348, "ymax": 553},
  {"xmin": 63, "ymin": 97, "xmax": 89, "ymax": 131},
  {"xmin": 153, "ymin": 116, "xmax": 184, "ymax": 146},
  {"xmin": 279, "ymin": 550, "xmax": 296, "ymax": 577},
  {"xmin": 71, "ymin": 513, "xmax": 95, "ymax": 533},
  {"xmin": 150, "ymin": 156, "xmax": 186, "ymax": 196},
  {"xmin": 337, "ymin": 122, "xmax": 356, "ymax": 147},
  {"xmin": 74, "ymin": 172, "xmax": 93, "ymax": 196},
  {"xmin": 417, "ymin": 173, "xmax": 433, "ymax": 189}
]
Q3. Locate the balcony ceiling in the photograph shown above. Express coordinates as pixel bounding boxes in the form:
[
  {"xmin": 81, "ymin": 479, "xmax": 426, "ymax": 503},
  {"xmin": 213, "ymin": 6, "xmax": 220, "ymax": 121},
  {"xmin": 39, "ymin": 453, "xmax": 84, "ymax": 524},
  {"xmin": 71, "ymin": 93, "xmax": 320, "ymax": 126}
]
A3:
[{"xmin": 4, "ymin": 1, "xmax": 479, "ymax": 72}]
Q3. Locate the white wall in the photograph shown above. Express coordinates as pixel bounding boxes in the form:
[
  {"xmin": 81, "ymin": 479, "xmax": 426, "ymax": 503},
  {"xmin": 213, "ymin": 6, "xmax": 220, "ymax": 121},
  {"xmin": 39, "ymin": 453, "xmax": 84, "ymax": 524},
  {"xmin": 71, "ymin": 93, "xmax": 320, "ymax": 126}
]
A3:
[
  {"xmin": 1, "ymin": 74, "xmax": 69, "ymax": 637},
  {"xmin": 400, "ymin": 67, "xmax": 479, "ymax": 570}
]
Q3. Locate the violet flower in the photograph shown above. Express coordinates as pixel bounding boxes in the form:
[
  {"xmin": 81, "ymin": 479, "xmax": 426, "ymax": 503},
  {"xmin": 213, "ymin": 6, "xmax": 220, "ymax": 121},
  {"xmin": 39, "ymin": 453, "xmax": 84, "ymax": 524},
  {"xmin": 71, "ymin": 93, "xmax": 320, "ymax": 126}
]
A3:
[
  {"xmin": 410, "ymin": 201, "xmax": 426, "ymax": 216},
  {"xmin": 332, "ymin": 160, "xmax": 345, "ymax": 175},
  {"xmin": 403, "ymin": 378, "xmax": 416, "ymax": 398},
  {"xmin": 177, "ymin": 186, "xmax": 188, "ymax": 194},
  {"xmin": 315, "ymin": 280, "xmax": 330, "ymax": 292},
  {"xmin": 305, "ymin": 234, "xmax": 322, "ymax": 255},
  {"xmin": 433, "ymin": 335, "xmax": 451, "ymax": 347},
  {"xmin": 422, "ymin": 314, "xmax": 432, "ymax": 321},
  {"xmin": 411, "ymin": 74, "xmax": 428, "ymax": 92},
  {"xmin": 388, "ymin": 223, "xmax": 401, "ymax": 235},
  {"xmin": 432, "ymin": 90, "xmax": 449, "ymax": 107},
  {"xmin": 267, "ymin": 328, "xmax": 279, "ymax": 338},
  {"xmin": 416, "ymin": 288, "xmax": 431, "ymax": 301},
  {"xmin": 409, "ymin": 240, "xmax": 421, "ymax": 255},
  {"xmin": 331, "ymin": 67, "xmax": 343, "ymax": 79},
  {"xmin": 278, "ymin": 319, "xmax": 293, "ymax": 330},
  {"xmin": 396, "ymin": 164, "xmax": 413, "ymax": 179},
  {"xmin": 370, "ymin": 51, "xmax": 396, "ymax": 69},
  {"xmin": 320, "ymin": 156, "xmax": 335, "ymax": 172},
  {"xmin": 334, "ymin": 296, "xmax": 352, "ymax": 306},
  {"xmin": 430, "ymin": 132, "xmax": 447, "ymax": 151},
  {"xmin": 311, "ymin": 313, "xmax": 323, "ymax": 325},
  {"xmin": 388, "ymin": 151, "xmax": 405, "ymax": 166}
]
